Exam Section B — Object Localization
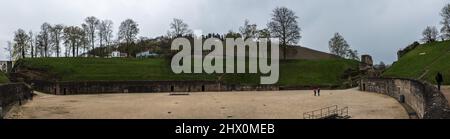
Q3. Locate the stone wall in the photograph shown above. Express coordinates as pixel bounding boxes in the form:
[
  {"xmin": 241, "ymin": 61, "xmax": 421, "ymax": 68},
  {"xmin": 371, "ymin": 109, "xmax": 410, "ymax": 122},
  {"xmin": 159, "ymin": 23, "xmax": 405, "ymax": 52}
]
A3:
[
  {"xmin": 360, "ymin": 78, "xmax": 450, "ymax": 119},
  {"xmin": 32, "ymin": 80, "xmax": 279, "ymax": 95},
  {"xmin": 0, "ymin": 83, "xmax": 33, "ymax": 118}
]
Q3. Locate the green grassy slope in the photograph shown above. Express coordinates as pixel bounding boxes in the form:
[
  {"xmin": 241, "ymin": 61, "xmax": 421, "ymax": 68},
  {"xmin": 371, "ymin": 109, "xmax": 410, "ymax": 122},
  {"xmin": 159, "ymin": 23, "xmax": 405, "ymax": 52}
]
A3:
[
  {"xmin": 16, "ymin": 57, "xmax": 358, "ymax": 86},
  {"xmin": 0, "ymin": 72, "xmax": 9, "ymax": 83},
  {"xmin": 383, "ymin": 41, "xmax": 450, "ymax": 84}
]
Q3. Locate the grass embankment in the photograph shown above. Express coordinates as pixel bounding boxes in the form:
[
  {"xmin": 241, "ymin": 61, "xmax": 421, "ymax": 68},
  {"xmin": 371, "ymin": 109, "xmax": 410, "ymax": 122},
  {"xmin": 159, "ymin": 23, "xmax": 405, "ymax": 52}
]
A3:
[
  {"xmin": 16, "ymin": 57, "xmax": 358, "ymax": 86},
  {"xmin": 383, "ymin": 41, "xmax": 450, "ymax": 84},
  {"xmin": 0, "ymin": 72, "xmax": 9, "ymax": 83}
]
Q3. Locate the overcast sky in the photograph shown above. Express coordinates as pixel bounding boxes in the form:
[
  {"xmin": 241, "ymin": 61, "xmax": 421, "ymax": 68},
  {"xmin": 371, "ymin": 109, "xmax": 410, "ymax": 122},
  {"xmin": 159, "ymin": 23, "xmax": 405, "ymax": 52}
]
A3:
[{"xmin": 0, "ymin": 0, "xmax": 448, "ymax": 63}]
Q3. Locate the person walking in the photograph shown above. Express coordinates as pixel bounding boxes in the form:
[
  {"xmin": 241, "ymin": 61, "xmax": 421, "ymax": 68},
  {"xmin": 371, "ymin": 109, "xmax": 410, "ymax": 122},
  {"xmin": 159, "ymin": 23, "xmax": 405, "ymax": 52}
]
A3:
[
  {"xmin": 317, "ymin": 87, "xmax": 321, "ymax": 96},
  {"xmin": 313, "ymin": 87, "xmax": 317, "ymax": 96},
  {"xmin": 436, "ymin": 72, "xmax": 444, "ymax": 91}
]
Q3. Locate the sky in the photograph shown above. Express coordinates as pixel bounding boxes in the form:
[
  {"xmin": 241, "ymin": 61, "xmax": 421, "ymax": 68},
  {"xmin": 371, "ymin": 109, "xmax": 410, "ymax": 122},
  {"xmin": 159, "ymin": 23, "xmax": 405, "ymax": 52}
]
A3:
[{"xmin": 0, "ymin": 0, "xmax": 448, "ymax": 64}]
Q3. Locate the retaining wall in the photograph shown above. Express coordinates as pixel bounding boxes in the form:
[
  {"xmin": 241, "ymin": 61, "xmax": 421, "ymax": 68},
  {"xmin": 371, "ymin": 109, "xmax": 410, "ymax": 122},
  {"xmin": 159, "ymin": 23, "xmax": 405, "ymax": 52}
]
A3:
[
  {"xmin": 0, "ymin": 83, "xmax": 33, "ymax": 118},
  {"xmin": 360, "ymin": 78, "xmax": 450, "ymax": 119},
  {"xmin": 32, "ymin": 80, "xmax": 279, "ymax": 95}
]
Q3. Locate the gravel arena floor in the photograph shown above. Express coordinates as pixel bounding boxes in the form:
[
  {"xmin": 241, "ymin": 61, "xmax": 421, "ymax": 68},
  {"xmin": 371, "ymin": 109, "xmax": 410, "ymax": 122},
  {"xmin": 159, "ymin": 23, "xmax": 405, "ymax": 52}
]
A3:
[{"xmin": 6, "ymin": 88, "xmax": 409, "ymax": 119}]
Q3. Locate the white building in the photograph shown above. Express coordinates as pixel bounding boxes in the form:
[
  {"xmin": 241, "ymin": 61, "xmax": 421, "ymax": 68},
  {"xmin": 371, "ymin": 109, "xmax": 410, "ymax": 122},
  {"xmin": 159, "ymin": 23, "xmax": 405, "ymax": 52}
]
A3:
[{"xmin": 110, "ymin": 51, "xmax": 128, "ymax": 58}]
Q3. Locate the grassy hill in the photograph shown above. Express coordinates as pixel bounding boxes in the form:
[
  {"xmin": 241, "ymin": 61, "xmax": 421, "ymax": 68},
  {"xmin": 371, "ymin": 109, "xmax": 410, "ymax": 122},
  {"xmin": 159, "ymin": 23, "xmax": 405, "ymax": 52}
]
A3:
[
  {"xmin": 383, "ymin": 41, "xmax": 450, "ymax": 84},
  {"xmin": 14, "ymin": 57, "xmax": 358, "ymax": 87},
  {"xmin": 0, "ymin": 72, "xmax": 9, "ymax": 84}
]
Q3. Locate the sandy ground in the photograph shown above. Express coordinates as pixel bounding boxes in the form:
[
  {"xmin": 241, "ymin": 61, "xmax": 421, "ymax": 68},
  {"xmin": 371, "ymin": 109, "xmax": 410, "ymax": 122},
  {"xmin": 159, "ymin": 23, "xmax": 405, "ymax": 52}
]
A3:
[{"xmin": 6, "ymin": 88, "xmax": 408, "ymax": 119}]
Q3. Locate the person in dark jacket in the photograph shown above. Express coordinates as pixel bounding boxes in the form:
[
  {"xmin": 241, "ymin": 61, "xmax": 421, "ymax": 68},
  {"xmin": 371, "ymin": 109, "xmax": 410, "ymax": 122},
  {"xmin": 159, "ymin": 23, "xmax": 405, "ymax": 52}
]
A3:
[{"xmin": 436, "ymin": 72, "xmax": 444, "ymax": 91}]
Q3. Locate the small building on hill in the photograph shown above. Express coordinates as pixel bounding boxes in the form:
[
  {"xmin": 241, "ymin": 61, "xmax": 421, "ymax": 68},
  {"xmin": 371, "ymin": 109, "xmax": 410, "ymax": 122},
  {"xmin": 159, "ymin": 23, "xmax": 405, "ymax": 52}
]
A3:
[{"xmin": 110, "ymin": 51, "xmax": 128, "ymax": 58}]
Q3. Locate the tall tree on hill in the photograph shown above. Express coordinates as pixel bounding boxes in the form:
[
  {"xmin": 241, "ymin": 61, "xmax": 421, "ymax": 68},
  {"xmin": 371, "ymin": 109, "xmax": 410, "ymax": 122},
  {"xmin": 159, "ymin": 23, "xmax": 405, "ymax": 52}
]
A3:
[
  {"xmin": 239, "ymin": 19, "xmax": 258, "ymax": 39},
  {"xmin": 258, "ymin": 28, "xmax": 271, "ymax": 39},
  {"xmin": 440, "ymin": 3, "xmax": 450, "ymax": 40},
  {"xmin": 13, "ymin": 29, "xmax": 30, "ymax": 59},
  {"xmin": 28, "ymin": 31, "xmax": 35, "ymax": 58},
  {"xmin": 4, "ymin": 41, "xmax": 14, "ymax": 61},
  {"xmin": 329, "ymin": 32, "xmax": 350, "ymax": 58},
  {"xmin": 422, "ymin": 26, "xmax": 438, "ymax": 43},
  {"xmin": 225, "ymin": 30, "xmax": 242, "ymax": 39},
  {"xmin": 39, "ymin": 23, "xmax": 52, "ymax": 57},
  {"xmin": 35, "ymin": 34, "xmax": 44, "ymax": 57},
  {"xmin": 81, "ymin": 24, "xmax": 90, "ymax": 55},
  {"xmin": 63, "ymin": 26, "xmax": 84, "ymax": 57},
  {"xmin": 84, "ymin": 16, "xmax": 100, "ymax": 52},
  {"xmin": 346, "ymin": 49, "xmax": 359, "ymax": 61},
  {"xmin": 118, "ymin": 19, "xmax": 139, "ymax": 55},
  {"xmin": 98, "ymin": 20, "xmax": 114, "ymax": 57},
  {"xmin": 50, "ymin": 24, "xmax": 64, "ymax": 57},
  {"xmin": 118, "ymin": 19, "xmax": 139, "ymax": 57},
  {"xmin": 268, "ymin": 7, "xmax": 301, "ymax": 60},
  {"xmin": 168, "ymin": 18, "xmax": 192, "ymax": 38}
]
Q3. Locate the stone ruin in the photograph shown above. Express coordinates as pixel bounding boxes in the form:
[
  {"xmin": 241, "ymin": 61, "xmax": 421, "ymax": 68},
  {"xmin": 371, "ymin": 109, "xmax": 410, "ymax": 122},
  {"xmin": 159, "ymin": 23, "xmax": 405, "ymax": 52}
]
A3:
[{"xmin": 359, "ymin": 55, "xmax": 381, "ymax": 77}]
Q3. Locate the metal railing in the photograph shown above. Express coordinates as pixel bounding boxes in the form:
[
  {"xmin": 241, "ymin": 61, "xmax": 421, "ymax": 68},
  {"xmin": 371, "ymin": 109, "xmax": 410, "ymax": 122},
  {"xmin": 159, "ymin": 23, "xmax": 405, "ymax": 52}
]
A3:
[{"xmin": 303, "ymin": 105, "xmax": 349, "ymax": 119}]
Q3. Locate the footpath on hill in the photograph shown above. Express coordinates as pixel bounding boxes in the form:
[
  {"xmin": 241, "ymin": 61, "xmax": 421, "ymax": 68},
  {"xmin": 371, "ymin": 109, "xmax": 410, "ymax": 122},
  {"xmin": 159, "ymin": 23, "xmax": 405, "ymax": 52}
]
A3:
[{"xmin": 443, "ymin": 86, "xmax": 450, "ymax": 106}]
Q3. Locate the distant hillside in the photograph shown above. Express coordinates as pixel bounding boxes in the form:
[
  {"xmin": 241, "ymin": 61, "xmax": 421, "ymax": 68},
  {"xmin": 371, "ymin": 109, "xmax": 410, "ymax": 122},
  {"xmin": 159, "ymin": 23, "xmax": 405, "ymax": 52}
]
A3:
[
  {"xmin": 13, "ymin": 57, "xmax": 358, "ymax": 87},
  {"xmin": 0, "ymin": 72, "xmax": 8, "ymax": 83},
  {"xmin": 383, "ymin": 41, "xmax": 450, "ymax": 84},
  {"xmin": 282, "ymin": 46, "xmax": 340, "ymax": 60}
]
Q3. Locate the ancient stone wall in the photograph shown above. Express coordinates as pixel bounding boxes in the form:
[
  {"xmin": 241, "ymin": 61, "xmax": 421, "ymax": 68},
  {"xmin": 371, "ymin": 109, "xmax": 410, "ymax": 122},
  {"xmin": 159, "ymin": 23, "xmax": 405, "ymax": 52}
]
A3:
[
  {"xmin": 32, "ymin": 80, "xmax": 279, "ymax": 95},
  {"xmin": 0, "ymin": 83, "xmax": 33, "ymax": 118},
  {"xmin": 360, "ymin": 78, "xmax": 450, "ymax": 119}
]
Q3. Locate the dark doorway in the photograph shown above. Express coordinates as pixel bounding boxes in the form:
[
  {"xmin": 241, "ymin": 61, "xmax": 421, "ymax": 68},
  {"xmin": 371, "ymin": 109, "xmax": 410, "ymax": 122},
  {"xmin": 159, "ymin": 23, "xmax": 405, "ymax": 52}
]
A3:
[
  {"xmin": 202, "ymin": 85, "xmax": 205, "ymax": 92},
  {"xmin": 63, "ymin": 88, "xmax": 67, "ymax": 95},
  {"xmin": 171, "ymin": 86, "xmax": 174, "ymax": 92},
  {"xmin": 362, "ymin": 84, "xmax": 366, "ymax": 91}
]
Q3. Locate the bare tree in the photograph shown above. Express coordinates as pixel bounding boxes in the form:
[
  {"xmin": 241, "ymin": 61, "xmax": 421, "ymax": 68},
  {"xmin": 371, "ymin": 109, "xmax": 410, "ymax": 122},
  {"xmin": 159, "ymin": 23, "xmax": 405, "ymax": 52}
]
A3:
[
  {"xmin": 422, "ymin": 26, "xmax": 439, "ymax": 43},
  {"xmin": 63, "ymin": 26, "xmax": 84, "ymax": 57},
  {"xmin": 441, "ymin": 20, "xmax": 450, "ymax": 40},
  {"xmin": 346, "ymin": 49, "xmax": 359, "ymax": 61},
  {"xmin": 268, "ymin": 7, "xmax": 301, "ymax": 60},
  {"xmin": 239, "ymin": 19, "xmax": 258, "ymax": 39},
  {"xmin": 84, "ymin": 16, "xmax": 100, "ymax": 51},
  {"xmin": 51, "ymin": 24, "xmax": 64, "ymax": 57},
  {"xmin": 98, "ymin": 20, "xmax": 114, "ymax": 47},
  {"xmin": 441, "ymin": 4, "xmax": 450, "ymax": 40},
  {"xmin": 81, "ymin": 24, "xmax": 90, "ymax": 55},
  {"xmin": 329, "ymin": 32, "xmax": 350, "ymax": 58},
  {"xmin": 13, "ymin": 29, "xmax": 30, "ymax": 59},
  {"xmin": 35, "ymin": 34, "xmax": 44, "ymax": 57},
  {"xmin": 28, "ymin": 31, "xmax": 35, "ymax": 58},
  {"xmin": 39, "ymin": 23, "xmax": 52, "ymax": 57},
  {"xmin": 225, "ymin": 30, "xmax": 242, "ymax": 39},
  {"xmin": 118, "ymin": 19, "xmax": 139, "ymax": 45},
  {"xmin": 168, "ymin": 18, "xmax": 192, "ymax": 38},
  {"xmin": 98, "ymin": 20, "xmax": 114, "ymax": 57},
  {"xmin": 257, "ymin": 28, "xmax": 271, "ymax": 39}
]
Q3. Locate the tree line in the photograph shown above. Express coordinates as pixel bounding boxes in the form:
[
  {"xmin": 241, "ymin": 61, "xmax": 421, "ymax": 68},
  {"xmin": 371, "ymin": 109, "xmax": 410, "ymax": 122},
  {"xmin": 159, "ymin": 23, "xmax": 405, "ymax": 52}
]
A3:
[
  {"xmin": 6, "ymin": 16, "xmax": 139, "ymax": 60},
  {"xmin": 5, "ymin": 6, "xmax": 360, "ymax": 61}
]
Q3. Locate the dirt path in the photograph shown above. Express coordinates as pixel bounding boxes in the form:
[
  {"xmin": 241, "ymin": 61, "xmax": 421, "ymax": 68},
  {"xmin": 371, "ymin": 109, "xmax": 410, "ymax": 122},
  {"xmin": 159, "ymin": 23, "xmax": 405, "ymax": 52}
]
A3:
[{"xmin": 6, "ymin": 89, "xmax": 408, "ymax": 119}]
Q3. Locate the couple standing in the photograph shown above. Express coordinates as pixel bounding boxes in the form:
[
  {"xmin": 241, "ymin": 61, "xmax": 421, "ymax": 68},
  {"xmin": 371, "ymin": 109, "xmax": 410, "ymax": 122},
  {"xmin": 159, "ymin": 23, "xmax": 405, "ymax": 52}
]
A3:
[{"xmin": 313, "ymin": 87, "xmax": 321, "ymax": 96}]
